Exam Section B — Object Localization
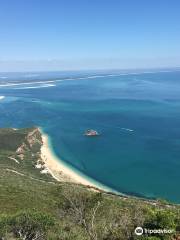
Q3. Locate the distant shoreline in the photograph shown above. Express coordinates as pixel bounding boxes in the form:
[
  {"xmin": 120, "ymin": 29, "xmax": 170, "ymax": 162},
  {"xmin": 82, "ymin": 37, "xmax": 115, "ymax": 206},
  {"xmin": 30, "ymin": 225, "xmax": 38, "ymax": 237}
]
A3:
[{"xmin": 40, "ymin": 129, "xmax": 117, "ymax": 193}]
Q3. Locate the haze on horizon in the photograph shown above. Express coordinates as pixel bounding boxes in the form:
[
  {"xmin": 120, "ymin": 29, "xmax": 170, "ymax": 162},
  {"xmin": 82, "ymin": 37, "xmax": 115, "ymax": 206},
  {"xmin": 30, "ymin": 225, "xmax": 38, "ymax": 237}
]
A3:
[{"xmin": 0, "ymin": 0, "xmax": 180, "ymax": 72}]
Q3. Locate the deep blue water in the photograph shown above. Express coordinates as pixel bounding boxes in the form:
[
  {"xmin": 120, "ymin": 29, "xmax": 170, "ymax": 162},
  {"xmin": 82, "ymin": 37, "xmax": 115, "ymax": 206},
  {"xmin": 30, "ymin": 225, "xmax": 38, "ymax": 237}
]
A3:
[{"xmin": 0, "ymin": 69, "xmax": 180, "ymax": 203}]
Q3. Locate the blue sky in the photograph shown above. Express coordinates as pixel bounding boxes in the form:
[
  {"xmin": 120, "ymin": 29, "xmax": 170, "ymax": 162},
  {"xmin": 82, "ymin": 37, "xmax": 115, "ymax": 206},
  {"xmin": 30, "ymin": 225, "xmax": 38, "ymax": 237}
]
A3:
[{"xmin": 0, "ymin": 0, "xmax": 180, "ymax": 71}]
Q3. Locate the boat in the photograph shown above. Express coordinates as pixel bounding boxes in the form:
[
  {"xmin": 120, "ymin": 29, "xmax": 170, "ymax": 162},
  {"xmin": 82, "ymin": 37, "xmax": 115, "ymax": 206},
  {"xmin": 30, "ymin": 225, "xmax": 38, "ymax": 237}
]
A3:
[{"xmin": 84, "ymin": 129, "xmax": 100, "ymax": 136}]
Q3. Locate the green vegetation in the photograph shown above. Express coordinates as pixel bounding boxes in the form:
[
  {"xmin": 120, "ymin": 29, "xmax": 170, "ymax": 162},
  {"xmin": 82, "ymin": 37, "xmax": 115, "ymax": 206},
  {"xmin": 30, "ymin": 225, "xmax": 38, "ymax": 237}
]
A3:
[{"xmin": 0, "ymin": 127, "xmax": 179, "ymax": 239}]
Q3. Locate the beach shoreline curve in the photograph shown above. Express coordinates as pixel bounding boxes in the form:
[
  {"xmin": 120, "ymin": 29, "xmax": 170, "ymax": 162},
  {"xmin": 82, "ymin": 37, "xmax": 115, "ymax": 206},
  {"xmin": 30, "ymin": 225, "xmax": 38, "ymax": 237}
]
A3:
[{"xmin": 40, "ymin": 128, "xmax": 120, "ymax": 194}]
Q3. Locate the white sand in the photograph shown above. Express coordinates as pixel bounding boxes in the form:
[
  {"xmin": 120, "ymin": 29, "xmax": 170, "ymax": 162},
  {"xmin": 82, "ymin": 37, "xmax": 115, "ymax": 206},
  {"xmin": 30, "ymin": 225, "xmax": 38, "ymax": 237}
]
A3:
[{"xmin": 40, "ymin": 132, "xmax": 103, "ymax": 189}]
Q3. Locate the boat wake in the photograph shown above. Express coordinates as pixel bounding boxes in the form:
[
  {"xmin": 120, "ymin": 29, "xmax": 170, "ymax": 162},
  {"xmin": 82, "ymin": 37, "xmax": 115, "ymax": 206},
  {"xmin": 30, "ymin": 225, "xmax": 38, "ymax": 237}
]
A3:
[{"xmin": 121, "ymin": 128, "xmax": 134, "ymax": 132}]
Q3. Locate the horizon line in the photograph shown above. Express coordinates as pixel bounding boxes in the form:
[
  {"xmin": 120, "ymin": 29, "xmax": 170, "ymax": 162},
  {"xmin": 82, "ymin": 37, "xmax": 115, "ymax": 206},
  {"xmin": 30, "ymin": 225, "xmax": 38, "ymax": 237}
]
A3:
[{"xmin": 0, "ymin": 66, "xmax": 180, "ymax": 74}]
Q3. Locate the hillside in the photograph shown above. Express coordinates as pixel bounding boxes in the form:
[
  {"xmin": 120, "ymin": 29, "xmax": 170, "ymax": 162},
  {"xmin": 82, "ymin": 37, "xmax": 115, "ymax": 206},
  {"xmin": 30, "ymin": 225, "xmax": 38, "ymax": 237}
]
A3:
[{"xmin": 0, "ymin": 127, "xmax": 179, "ymax": 240}]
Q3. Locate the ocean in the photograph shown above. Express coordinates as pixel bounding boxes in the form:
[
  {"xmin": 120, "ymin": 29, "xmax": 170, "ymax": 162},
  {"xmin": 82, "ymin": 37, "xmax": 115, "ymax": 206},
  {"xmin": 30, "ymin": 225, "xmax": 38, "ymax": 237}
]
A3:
[{"xmin": 0, "ymin": 69, "xmax": 180, "ymax": 203}]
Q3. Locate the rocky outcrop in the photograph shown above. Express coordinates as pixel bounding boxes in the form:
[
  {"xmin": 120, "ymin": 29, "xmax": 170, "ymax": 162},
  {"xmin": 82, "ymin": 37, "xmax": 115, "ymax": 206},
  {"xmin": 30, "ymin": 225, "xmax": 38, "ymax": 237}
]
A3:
[
  {"xmin": 26, "ymin": 128, "xmax": 42, "ymax": 149},
  {"xmin": 16, "ymin": 128, "xmax": 42, "ymax": 160}
]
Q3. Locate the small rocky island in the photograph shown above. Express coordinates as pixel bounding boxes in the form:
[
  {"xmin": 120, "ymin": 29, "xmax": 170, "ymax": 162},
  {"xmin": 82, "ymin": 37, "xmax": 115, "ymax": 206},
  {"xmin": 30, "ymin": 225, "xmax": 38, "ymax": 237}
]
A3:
[{"xmin": 84, "ymin": 129, "xmax": 100, "ymax": 136}]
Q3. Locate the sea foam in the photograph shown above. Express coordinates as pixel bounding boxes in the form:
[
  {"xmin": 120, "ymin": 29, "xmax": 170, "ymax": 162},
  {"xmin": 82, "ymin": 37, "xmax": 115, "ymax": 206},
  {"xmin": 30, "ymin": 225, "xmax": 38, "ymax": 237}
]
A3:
[
  {"xmin": 0, "ymin": 96, "xmax": 5, "ymax": 100},
  {"xmin": 0, "ymin": 80, "xmax": 56, "ymax": 88},
  {"xmin": 15, "ymin": 84, "xmax": 56, "ymax": 89},
  {"xmin": 14, "ymin": 84, "xmax": 56, "ymax": 89}
]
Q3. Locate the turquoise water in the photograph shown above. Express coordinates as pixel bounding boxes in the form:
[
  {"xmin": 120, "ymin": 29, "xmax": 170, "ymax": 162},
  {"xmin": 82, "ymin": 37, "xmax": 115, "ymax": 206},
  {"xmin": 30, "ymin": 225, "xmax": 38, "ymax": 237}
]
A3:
[{"xmin": 0, "ymin": 70, "xmax": 180, "ymax": 203}]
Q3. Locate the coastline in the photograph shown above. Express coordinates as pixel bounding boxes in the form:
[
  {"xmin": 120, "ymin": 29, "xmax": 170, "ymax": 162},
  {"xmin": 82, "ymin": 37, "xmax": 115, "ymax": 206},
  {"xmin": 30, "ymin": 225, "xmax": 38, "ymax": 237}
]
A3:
[
  {"xmin": 40, "ymin": 131, "xmax": 172, "ymax": 205},
  {"xmin": 40, "ymin": 129, "xmax": 118, "ymax": 193}
]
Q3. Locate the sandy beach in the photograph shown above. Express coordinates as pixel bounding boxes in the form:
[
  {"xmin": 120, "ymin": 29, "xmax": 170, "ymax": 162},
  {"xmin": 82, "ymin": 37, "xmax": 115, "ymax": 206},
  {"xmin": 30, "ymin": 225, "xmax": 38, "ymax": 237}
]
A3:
[{"xmin": 40, "ymin": 131, "xmax": 107, "ymax": 190}]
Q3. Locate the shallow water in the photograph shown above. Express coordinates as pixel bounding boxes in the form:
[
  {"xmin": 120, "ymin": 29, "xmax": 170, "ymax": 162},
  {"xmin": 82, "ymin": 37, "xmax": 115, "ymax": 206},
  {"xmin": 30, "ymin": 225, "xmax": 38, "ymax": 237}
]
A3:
[{"xmin": 0, "ymin": 70, "xmax": 180, "ymax": 203}]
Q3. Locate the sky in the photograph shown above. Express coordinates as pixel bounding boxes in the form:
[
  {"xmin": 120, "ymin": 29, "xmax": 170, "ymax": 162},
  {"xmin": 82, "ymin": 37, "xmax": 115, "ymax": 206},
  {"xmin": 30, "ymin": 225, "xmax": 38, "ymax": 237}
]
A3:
[{"xmin": 0, "ymin": 0, "xmax": 180, "ymax": 71}]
